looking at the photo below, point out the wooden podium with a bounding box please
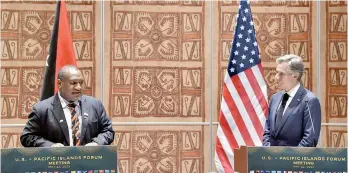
[234,146,347,173]
[234,146,249,173]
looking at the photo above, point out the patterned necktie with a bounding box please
[275,93,289,129]
[67,103,80,146]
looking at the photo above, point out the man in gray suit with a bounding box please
[263,54,321,147]
[21,65,114,147]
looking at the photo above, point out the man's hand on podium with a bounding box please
[85,142,98,146]
[51,143,64,147]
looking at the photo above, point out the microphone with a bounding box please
[305,98,317,147]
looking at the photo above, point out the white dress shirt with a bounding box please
[279,83,301,116]
[58,92,82,146]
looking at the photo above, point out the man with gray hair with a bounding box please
[262,54,321,147]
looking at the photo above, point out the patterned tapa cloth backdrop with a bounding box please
[1,1,347,173]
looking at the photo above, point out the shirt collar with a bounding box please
[58,92,79,108]
[286,83,301,98]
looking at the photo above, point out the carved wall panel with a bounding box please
[113,127,203,173]
[109,2,205,123]
[1,1,96,123]
[324,1,347,147]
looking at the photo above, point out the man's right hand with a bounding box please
[51,143,64,147]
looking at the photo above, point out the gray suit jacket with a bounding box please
[262,85,321,147]
[21,94,114,147]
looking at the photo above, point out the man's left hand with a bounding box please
[85,142,98,146]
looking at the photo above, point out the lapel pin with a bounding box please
[59,120,64,123]
[84,112,88,119]
[297,99,300,101]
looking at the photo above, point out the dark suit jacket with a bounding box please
[262,85,321,147]
[21,94,114,147]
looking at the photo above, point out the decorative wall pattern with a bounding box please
[1,1,347,173]
[1,2,96,121]
[110,5,205,121]
[109,2,206,172]
[114,128,203,173]
[1,130,21,149]
[111,67,203,118]
[325,1,347,148]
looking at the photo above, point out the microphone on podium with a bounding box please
[305,98,317,147]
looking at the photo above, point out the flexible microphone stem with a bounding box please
[305,100,317,147]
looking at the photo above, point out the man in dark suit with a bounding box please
[21,65,114,147]
[263,54,321,147]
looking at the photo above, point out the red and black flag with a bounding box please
[41,1,77,101]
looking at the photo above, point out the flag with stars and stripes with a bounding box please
[215,0,268,172]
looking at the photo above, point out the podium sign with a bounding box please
[1,146,117,173]
[235,146,347,172]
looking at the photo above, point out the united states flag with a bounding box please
[215,0,268,172]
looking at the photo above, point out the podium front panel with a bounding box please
[1,146,117,173]
[246,147,347,172]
